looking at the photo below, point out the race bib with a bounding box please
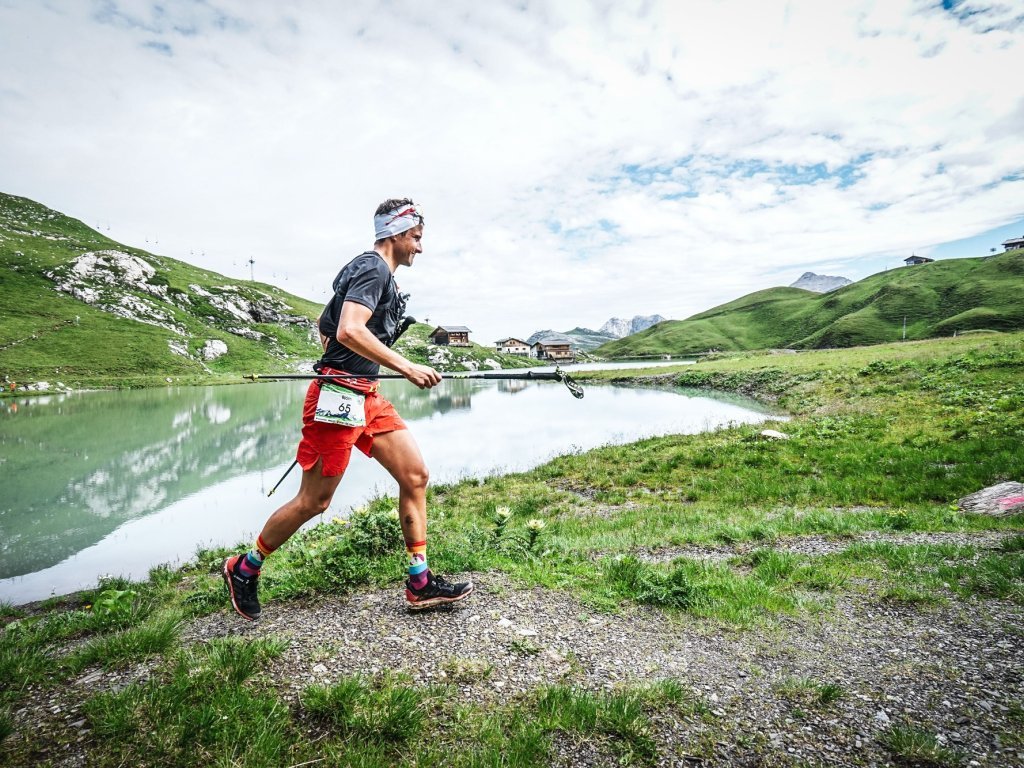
[314,382,366,427]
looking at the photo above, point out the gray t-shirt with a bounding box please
[318,251,404,377]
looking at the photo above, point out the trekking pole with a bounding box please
[245,367,585,399]
[266,459,298,497]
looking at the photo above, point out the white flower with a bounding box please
[526,519,546,531]
[495,506,513,521]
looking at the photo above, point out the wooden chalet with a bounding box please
[429,325,471,346]
[494,337,530,356]
[903,255,934,266]
[1002,235,1024,252]
[531,341,575,362]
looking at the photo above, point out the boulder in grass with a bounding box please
[957,482,1024,517]
[760,429,790,440]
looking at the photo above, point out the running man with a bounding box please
[223,198,474,619]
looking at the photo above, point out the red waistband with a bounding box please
[317,366,380,394]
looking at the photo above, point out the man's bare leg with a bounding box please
[258,458,345,549]
[224,458,344,620]
[370,429,429,542]
[372,429,474,608]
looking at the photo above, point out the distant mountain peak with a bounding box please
[599,314,667,338]
[789,272,852,293]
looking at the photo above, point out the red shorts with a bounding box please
[296,377,406,477]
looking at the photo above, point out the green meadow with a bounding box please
[2,331,1022,765]
[597,250,1024,357]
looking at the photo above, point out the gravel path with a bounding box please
[9,531,1024,767]
[182,563,1022,767]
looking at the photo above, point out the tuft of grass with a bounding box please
[815,682,845,705]
[938,553,1024,600]
[82,636,292,765]
[535,684,655,760]
[879,585,944,606]
[0,707,12,744]
[774,676,846,707]
[509,637,542,656]
[0,640,53,694]
[603,553,810,624]
[999,534,1024,553]
[302,674,436,745]
[202,636,288,685]
[442,656,493,683]
[880,724,965,767]
[68,611,181,672]
[532,680,703,763]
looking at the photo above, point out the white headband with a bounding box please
[374,204,423,240]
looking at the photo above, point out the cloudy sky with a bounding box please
[2,0,1023,343]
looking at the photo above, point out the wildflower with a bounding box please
[525,518,546,552]
[495,506,512,522]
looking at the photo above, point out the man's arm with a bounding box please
[337,301,441,389]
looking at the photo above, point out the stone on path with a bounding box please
[957,482,1024,517]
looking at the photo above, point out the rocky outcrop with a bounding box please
[45,250,314,366]
[599,315,667,338]
[188,284,307,327]
[46,250,187,336]
[789,272,852,293]
[201,339,229,361]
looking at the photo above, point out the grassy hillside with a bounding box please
[0,193,323,389]
[597,252,1024,357]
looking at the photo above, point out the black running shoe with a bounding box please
[223,555,261,620]
[405,573,475,610]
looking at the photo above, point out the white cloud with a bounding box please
[1,0,1022,343]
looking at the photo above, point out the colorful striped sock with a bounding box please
[237,534,274,578]
[407,539,430,589]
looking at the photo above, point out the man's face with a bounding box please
[394,225,423,267]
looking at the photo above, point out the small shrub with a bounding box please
[605,556,706,611]
[91,588,136,625]
[349,507,403,557]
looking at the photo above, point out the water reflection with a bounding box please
[0,377,778,603]
[0,385,301,579]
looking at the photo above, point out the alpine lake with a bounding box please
[0,361,780,604]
